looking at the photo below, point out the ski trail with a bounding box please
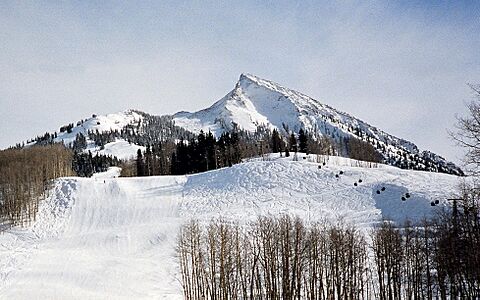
[0,156,463,299]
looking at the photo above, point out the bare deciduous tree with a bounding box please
[451,84,480,172]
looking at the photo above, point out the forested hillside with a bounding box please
[0,144,73,228]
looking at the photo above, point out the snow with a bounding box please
[48,110,145,160]
[0,155,463,299]
[174,73,399,142]
[173,73,461,175]
[88,140,146,160]
[22,74,459,173]
[54,110,143,146]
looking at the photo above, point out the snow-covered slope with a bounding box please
[0,156,463,299]
[174,74,413,144]
[29,110,144,159]
[23,73,460,174]
[54,109,143,146]
[174,73,462,175]
[87,139,146,160]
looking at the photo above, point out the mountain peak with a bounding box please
[173,74,463,175]
[236,73,263,89]
[239,72,261,81]
[237,73,279,89]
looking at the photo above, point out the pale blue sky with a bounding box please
[1,1,479,163]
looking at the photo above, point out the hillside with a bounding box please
[0,155,462,299]
[174,73,462,175]
[24,73,462,176]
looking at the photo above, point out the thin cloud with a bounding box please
[0,1,478,164]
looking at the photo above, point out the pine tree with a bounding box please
[271,129,283,153]
[145,145,153,176]
[197,131,208,172]
[289,133,298,153]
[136,149,145,176]
[230,131,241,165]
[206,131,217,170]
[72,133,87,152]
[298,129,308,153]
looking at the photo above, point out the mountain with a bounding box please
[25,110,145,160]
[174,73,462,175]
[0,75,468,297]
[24,73,462,175]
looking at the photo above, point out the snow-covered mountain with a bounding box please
[1,75,467,298]
[54,110,144,145]
[174,73,462,175]
[25,73,462,175]
[26,109,145,160]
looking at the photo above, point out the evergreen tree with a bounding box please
[230,131,241,165]
[289,133,298,152]
[145,145,153,176]
[271,129,283,153]
[72,133,87,152]
[136,149,145,176]
[298,129,308,153]
[170,152,178,175]
[206,131,217,170]
[197,131,208,172]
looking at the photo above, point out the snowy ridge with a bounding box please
[0,156,463,298]
[174,73,413,148]
[54,109,143,146]
[32,109,145,160]
[174,73,461,175]
[23,73,461,174]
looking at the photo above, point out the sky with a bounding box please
[1,1,479,164]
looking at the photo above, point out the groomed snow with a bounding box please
[0,155,463,299]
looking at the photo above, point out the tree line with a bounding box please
[177,215,370,300]
[372,189,480,299]
[178,199,480,300]
[72,151,120,177]
[0,144,74,228]
[0,142,120,229]
[125,127,382,177]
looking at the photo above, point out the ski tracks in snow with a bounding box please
[0,178,77,293]
[0,157,463,298]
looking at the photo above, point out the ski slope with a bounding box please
[0,155,463,299]
[87,139,146,160]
